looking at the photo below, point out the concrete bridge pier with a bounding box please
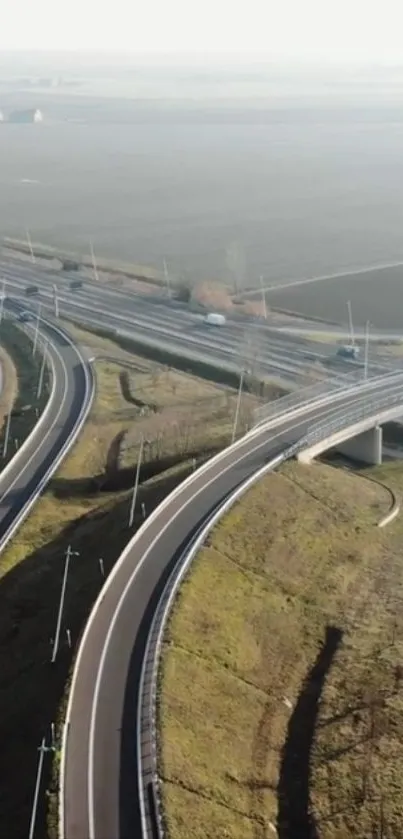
[335,424,383,466]
[298,423,384,467]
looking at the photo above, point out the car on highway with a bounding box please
[25,284,39,297]
[203,312,226,326]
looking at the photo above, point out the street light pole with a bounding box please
[51,545,79,663]
[364,320,370,380]
[33,303,42,357]
[0,279,6,325]
[259,275,267,320]
[53,284,59,318]
[26,229,35,265]
[163,259,171,299]
[28,738,47,839]
[347,299,355,347]
[232,367,245,444]
[129,435,144,527]
[90,240,99,283]
[37,341,47,399]
[3,409,11,458]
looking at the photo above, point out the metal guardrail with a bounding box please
[253,369,383,424]
[138,516,216,839]
[139,374,403,838]
[300,381,403,449]
[137,449,292,839]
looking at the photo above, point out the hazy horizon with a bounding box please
[2,0,403,63]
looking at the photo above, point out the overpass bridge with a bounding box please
[61,367,403,839]
[296,373,403,465]
[254,368,403,465]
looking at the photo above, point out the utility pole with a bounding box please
[51,545,79,663]
[2,409,11,458]
[53,284,59,318]
[232,367,245,444]
[90,240,99,283]
[259,275,267,320]
[347,299,356,347]
[364,320,370,380]
[33,303,42,357]
[163,259,171,299]
[129,435,144,527]
[37,341,47,399]
[26,229,35,264]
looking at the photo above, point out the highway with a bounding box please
[0,252,395,385]
[61,370,403,839]
[0,301,94,551]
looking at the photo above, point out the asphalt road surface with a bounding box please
[62,372,403,839]
[0,254,394,385]
[0,302,90,549]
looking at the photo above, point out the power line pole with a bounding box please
[364,320,370,380]
[51,545,79,663]
[26,229,35,264]
[2,409,11,458]
[129,435,144,528]
[37,341,47,399]
[32,303,42,357]
[259,275,267,320]
[232,367,245,444]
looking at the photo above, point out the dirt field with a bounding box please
[159,460,403,839]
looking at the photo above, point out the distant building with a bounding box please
[8,108,43,124]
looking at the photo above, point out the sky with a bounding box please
[1,0,403,65]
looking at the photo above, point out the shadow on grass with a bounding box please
[49,446,220,499]
[0,464,196,839]
[276,625,343,839]
[119,370,158,412]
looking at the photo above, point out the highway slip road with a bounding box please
[0,303,92,550]
[62,373,402,839]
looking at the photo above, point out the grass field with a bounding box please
[159,459,403,839]
[0,319,265,839]
[256,263,403,332]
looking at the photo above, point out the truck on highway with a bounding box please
[336,344,360,360]
[203,312,226,326]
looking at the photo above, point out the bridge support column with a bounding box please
[335,424,383,466]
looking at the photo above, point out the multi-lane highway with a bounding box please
[61,369,403,839]
[0,252,396,386]
[2,251,401,838]
[0,301,94,551]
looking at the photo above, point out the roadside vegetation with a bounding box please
[159,459,403,839]
[0,316,51,466]
[4,240,267,316]
[0,318,273,839]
